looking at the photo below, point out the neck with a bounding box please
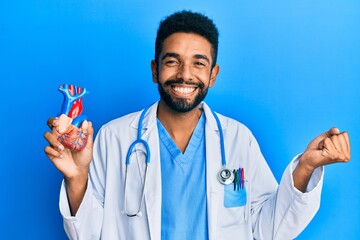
[157,100,203,153]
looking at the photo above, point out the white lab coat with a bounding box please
[59,102,323,240]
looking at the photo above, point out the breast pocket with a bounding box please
[224,183,247,208]
[219,180,250,227]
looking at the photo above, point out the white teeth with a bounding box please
[173,87,195,94]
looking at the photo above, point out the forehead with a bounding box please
[161,32,213,59]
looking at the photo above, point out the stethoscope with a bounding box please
[123,106,235,217]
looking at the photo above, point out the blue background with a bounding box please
[1,0,359,239]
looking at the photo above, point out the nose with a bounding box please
[176,63,193,81]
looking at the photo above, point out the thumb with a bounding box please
[80,120,94,148]
[318,127,340,149]
[328,127,340,135]
[87,121,94,145]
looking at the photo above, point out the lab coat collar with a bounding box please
[129,102,159,130]
[201,102,228,131]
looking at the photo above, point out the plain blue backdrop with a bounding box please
[1,0,359,239]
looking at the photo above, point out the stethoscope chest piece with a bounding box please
[218,168,234,185]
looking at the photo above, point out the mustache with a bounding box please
[163,79,205,89]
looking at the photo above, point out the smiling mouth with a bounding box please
[172,86,197,94]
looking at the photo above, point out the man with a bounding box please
[44,11,350,239]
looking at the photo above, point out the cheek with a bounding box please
[197,70,213,85]
[158,68,176,82]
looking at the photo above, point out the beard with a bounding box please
[157,79,209,113]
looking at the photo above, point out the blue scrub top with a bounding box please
[157,112,208,240]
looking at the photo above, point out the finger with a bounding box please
[329,127,340,136]
[44,145,63,160]
[330,134,344,154]
[43,131,64,151]
[342,131,351,155]
[47,117,59,129]
[316,127,341,150]
[86,122,94,151]
[84,121,94,143]
[321,137,337,159]
[338,132,351,161]
[326,135,349,162]
[47,118,53,129]
[308,130,331,150]
[318,139,325,150]
[80,120,89,130]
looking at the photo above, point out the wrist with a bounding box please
[298,154,316,175]
[293,155,316,192]
[64,170,88,216]
[64,169,88,189]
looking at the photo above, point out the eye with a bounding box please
[194,61,206,68]
[163,58,179,66]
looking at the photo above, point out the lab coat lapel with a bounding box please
[131,102,162,240]
[203,103,225,240]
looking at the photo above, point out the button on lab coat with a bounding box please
[60,102,323,239]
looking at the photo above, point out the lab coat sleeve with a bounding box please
[272,155,323,239]
[59,126,109,239]
[249,134,323,240]
[59,179,104,239]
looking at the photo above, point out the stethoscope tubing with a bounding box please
[125,107,151,165]
[211,109,227,166]
[123,106,151,217]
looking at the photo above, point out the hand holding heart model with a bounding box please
[53,84,89,152]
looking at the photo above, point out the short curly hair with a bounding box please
[155,10,219,68]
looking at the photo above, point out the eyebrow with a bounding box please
[161,52,210,64]
[161,52,179,61]
[194,54,210,64]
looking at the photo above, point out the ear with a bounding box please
[209,64,220,88]
[151,60,158,83]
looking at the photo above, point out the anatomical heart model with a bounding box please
[53,84,89,151]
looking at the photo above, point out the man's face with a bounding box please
[151,32,219,113]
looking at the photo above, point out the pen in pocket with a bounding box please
[232,168,245,190]
[241,168,244,189]
[233,169,237,191]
